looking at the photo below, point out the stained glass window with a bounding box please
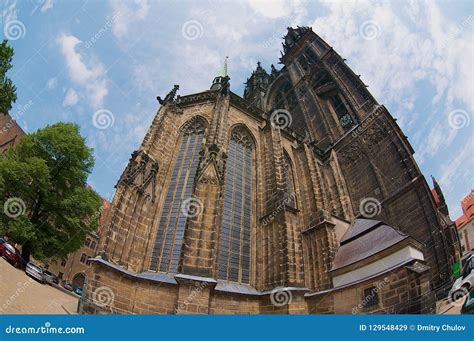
[330,94,354,131]
[149,119,205,273]
[217,127,253,283]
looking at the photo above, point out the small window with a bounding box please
[90,241,97,250]
[61,260,66,267]
[363,286,379,308]
[84,239,91,247]
[80,253,88,264]
[58,272,63,279]
[44,264,49,270]
[330,94,354,131]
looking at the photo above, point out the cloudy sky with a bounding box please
[2,0,473,219]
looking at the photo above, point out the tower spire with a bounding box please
[220,56,229,77]
[211,56,230,93]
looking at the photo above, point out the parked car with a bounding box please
[1,242,20,267]
[61,280,73,291]
[74,287,83,296]
[42,270,59,285]
[25,262,45,283]
[461,289,474,314]
[0,240,7,256]
[449,255,473,303]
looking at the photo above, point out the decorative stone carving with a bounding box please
[196,144,227,186]
[362,123,390,150]
[338,142,364,164]
[120,150,159,202]
[157,84,179,105]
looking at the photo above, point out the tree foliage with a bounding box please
[0,39,17,113]
[0,122,102,262]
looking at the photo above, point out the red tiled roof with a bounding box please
[455,190,474,230]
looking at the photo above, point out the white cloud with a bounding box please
[2,0,17,23]
[439,136,474,189]
[40,0,54,13]
[46,77,57,90]
[62,88,78,107]
[415,120,458,164]
[247,0,287,19]
[110,0,150,38]
[58,33,108,108]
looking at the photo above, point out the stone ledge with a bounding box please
[90,258,176,285]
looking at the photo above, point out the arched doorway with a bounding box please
[72,272,86,289]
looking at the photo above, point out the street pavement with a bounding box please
[0,258,78,314]
[0,257,463,315]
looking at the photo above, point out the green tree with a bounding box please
[0,122,102,264]
[0,39,17,113]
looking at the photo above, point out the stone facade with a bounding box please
[84,27,456,314]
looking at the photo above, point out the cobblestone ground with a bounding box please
[437,297,463,314]
[0,258,78,314]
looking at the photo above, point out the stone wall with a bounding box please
[306,265,433,314]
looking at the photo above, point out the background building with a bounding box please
[430,176,462,264]
[80,27,457,314]
[46,198,110,289]
[0,112,25,151]
[455,191,474,255]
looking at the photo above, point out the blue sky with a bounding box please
[1,0,473,219]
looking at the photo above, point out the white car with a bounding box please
[25,262,45,284]
[449,255,473,303]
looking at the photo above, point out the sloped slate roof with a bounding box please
[331,219,409,271]
[339,218,382,244]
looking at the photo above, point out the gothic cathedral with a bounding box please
[85,27,458,314]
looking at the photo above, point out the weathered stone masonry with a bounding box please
[84,27,456,314]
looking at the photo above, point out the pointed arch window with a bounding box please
[329,94,355,131]
[149,119,205,273]
[217,127,253,283]
[283,153,297,209]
